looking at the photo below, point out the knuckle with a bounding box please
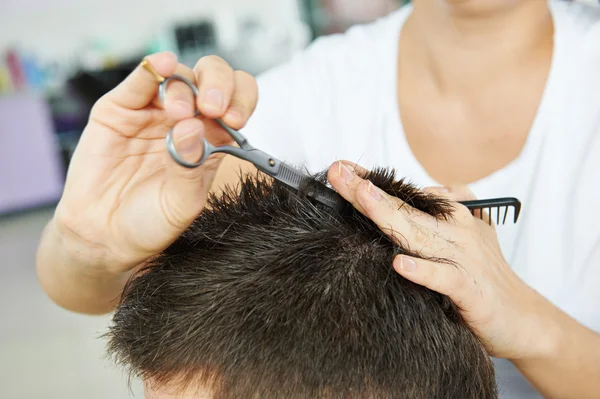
[195,55,233,75]
[212,66,235,81]
[454,203,475,223]
[174,63,196,81]
[451,264,472,291]
[167,81,194,98]
[359,198,378,219]
[201,71,235,95]
[203,72,234,89]
[234,70,257,87]
[358,181,380,212]
[234,72,258,100]
[424,263,444,291]
[409,221,431,246]
[228,98,252,118]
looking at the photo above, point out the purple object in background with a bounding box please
[0,93,64,214]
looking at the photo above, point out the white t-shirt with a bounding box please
[242,1,600,397]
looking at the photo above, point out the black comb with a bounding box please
[459,197,521,225]
[276,162,522,225]
[273,163,347,211]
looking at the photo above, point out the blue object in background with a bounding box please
[21,54,46,91]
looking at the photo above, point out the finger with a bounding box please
[447,185,477,202]
[161,64,198,120]
[328,161,450,253]
[326,161,369,215]
[393,255,472,308]
[329,161,439,227]
[324,160,372,216]
[446,186,500,229]
[220,70,259,130]
[422,185,493,227]
[168,118,205,166]
[161,118,225,229]
[193,56,235,118]
[107,52,178,110]
[336,160,370,178]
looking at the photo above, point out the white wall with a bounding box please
[0,0,304,63]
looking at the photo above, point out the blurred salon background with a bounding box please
[1,0,599,398]
[0,1,406,398]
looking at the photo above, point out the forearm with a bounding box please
[36,218,132,315]
[513,302,600,399]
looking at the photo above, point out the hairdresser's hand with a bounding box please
[328,161,558,361]
[54,52,258,273]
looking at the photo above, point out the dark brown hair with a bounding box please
[107,168,497,398]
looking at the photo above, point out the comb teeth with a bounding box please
[460,198,522,225]
[276,163,307,189]
[273,163,346,211]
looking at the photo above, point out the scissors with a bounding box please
[157,74,521,224]
[158,74,344,210]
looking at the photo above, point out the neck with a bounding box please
[403,0,554,93]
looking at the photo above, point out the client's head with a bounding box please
[107,167,497,399]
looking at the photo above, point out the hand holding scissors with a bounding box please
[45,52,260,286]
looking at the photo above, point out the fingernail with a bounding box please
[367,181,382,200]
[433,187,449,194]
[204,89,224,111]
[338,162,355,182]
[400,257,417,271]
[173,126,203,155]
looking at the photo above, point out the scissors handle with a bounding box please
[165,131,281,173]
[214,119,250,150]
[158,74,250,150]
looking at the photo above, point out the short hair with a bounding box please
[107,168,497,398]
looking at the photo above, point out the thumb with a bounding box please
[162,118,223,228]
[393,255,470,307]
[107,52,178,109]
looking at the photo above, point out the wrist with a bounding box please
[37,217,134,314]
[512,288,567,363]
[51,207,138,276]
